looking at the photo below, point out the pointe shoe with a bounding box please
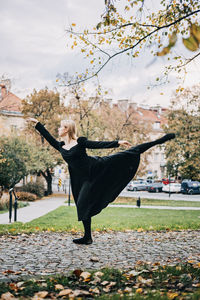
[73,237,93,245]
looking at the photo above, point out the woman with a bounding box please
[29,117,175,245]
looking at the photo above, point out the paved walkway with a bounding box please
[0,194,200,282]
[1,194,200,225]
[0,230,199,282]
[0,196,66,224]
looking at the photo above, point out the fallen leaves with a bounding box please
[58,288,72,296]
[167,292,179,299]
[0,262,200,299]
[55,284,64,290]
[80,271,91,281]
[1,292,17,300]
[32,291,48,299]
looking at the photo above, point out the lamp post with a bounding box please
[136,197,141,208]
[9,188,13,223]
[168,174,171,198]
[8,188,18,222]
[68,177,71,206]
[13,189,18,222]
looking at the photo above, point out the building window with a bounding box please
[154,153,159,161]
[153,122,160,130]
[11,125,17,133]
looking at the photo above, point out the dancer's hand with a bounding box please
[27,117,38,124]
[118,140,132,147]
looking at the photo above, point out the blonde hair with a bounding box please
[61,119,77,140]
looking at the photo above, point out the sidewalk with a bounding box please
[1,194,200,225]
[0,195,66,225]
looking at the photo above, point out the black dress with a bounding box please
[35,122,140,221]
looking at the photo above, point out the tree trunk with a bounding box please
[41,168,53,195]
[47,177,52,195]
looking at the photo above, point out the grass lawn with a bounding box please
[65,196,200,207]
[113,197,200,207]
[0,206,200,234]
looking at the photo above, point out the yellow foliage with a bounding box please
[182,36,199,51]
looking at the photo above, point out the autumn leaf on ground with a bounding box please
[137,228,144,232]
[1,292,17,300]
[94,271,104,277]
[101,281,109,286]
[73,269,83,278]
[136,288,143,294]
[55,284,64,290]
[58,289,72,296]
[167,292,179,299]
[80,271,91,281]
[89,287,100,294]
[32,291,49,299]
[124,287,132,293]
[2,269,15,274]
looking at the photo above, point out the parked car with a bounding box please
[181,180,200,195]
[162,183,181,193]
[126,180,149,191]
[147,182,163,193]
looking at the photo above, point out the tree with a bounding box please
[164,84,200,180]
[0,134,58,191]
[22,88,65,195]
[0,136,32,190]
[66,87,151,177]
[61,0,200,85]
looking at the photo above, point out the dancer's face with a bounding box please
[58,121,68,137]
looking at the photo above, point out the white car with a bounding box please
[162,183,181,193]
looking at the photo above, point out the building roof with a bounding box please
[0,90,22,113]
[135,107,168,125]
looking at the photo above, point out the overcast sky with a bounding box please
[1,0,199,107]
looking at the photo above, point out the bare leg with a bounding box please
[73,217,93,245]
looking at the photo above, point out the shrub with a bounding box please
[22,182,45,198]
[16,191,37,202]
[0,192,10,210]
[0,192,29,211]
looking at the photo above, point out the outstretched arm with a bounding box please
[78,137,131,149]
[28,118,60,151]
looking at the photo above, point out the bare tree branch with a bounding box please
[65,9,200,86]
[177,51,200,68]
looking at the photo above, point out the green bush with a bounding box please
[16,191,37,202]
[0,192,29,211]
[22,182,45,198]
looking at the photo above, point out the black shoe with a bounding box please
[158,133,175,144]
[73,237,93,245]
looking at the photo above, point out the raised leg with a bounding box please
[133,133,175,154]
[73,217,93,245]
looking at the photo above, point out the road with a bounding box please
[52,181,200,202]
[120,189,200,201]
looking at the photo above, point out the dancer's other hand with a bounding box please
[27,117,38,124]
[118,140,132,147]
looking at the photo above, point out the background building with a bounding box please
[0,80,25,135]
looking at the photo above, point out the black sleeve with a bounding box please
[78,137,119,149]
[35,122,60,151]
